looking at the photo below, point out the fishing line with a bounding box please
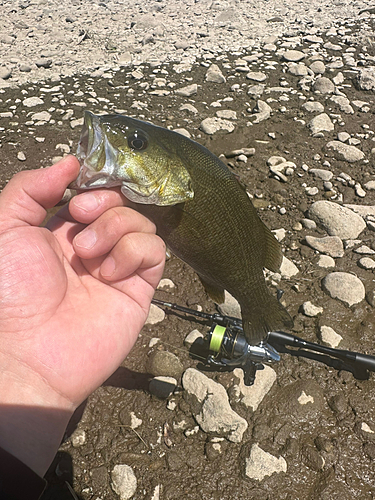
[139,331,208,363]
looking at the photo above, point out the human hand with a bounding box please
[0,156,165,475]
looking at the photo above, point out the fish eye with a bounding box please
[128,132,148,151]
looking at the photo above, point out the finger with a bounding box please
[68,188,127,224]
[0,156,80,231]
[72,206,156,259]
[99,232,166,284]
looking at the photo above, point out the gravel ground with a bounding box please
[1,1,375,500]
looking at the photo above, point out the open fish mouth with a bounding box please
[69,111,123,190]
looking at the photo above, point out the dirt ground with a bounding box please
[1,15,375,500]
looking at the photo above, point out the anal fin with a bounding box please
[242,294,294,345]
[198,275,225,304]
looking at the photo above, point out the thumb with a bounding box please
[0,156,80,230]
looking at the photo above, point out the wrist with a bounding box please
[0,353,75,477]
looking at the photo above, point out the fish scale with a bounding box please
[71,111,293,344]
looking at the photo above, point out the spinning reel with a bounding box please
[152,298,375,386]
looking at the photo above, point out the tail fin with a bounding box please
[242,295,293,345]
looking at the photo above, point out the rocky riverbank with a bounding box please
[1,2,375,500]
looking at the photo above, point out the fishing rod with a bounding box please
[151,298,375,385]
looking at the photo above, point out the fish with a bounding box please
[70,111,293,344]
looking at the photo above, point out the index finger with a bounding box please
[68,188,129,225]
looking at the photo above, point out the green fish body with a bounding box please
[72,111,293,344]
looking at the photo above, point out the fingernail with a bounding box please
[74,228,97,249]
[100,256,116,278]
[73,193,99,212]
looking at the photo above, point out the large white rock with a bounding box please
[182,368,248,443]
[321,272,365,306]
[308,201,366,239]
[326,141,365,162]
[308,113,334,134]
[305,235,344,258]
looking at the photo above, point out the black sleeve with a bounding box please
[0,447,46,500]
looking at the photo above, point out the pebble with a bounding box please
[308,201,367,239]
[325,141,365,163]
[200,117,235,134]
[245,444,287,480]
[216,110,237,120]
[313,77,335,94]
[246,71,267,82]
[288,63,308,76]
[319,325,342,348]
[175,84,198,97]
[205,64,226,83]
[147,351,183,379]
[358,257,375,270]
[356,67,375,91]
[337,132,351,142]
[250,100,272,123]
[157,278,176,290]
[330,95,354,114]
[35,58,52,69]
[30,111,51,122]
[0,67,11,80]
[354,245,375,255]
[308,113,334,135]
[182,368,248,443]
[282,50,305,62]
[309,61,325,74]
[344,205,375,219]
[184,329,204,347]
[145,304,165,325]
[22,96,44,107]
[179,103,198,114]
[301,218,317,230]
[321,272,366,306]
[279,256,299,278]
[305,235,344,258]
[301,301,323,317]
[302,101,325,113]
[71,429,86,448]
[111,464,137,500]
[17,152,26,161]
[317,255,335,268]
[309,168,333,181]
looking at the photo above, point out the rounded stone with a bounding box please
[321,272,365,306]
[111,464,137,500]
[309,61,325,74]
[0,67,11,80]
[308,201,366,239]
[147,350,184,379]
[313,77,335,94]
[282,50,305,62]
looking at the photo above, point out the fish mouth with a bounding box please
[69,111,123,190]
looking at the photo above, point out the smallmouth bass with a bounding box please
[71,111,293,344]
